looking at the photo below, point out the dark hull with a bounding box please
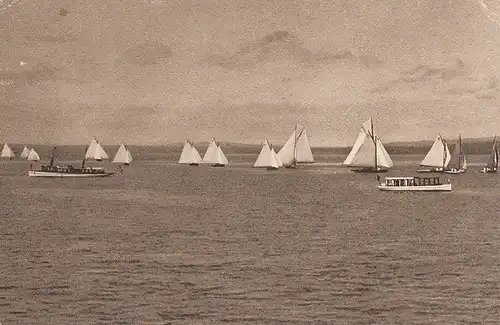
[351,168,389,173]
[266,167,279,170]
[211,164,225,167]
[189,163,199,166]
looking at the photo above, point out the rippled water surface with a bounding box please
[1,154,500,324]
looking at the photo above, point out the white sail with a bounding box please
[202,138,220,164]
[420,135,450,168]
[254,140,271,167]
[343,130,366,165]
[189,145,201,164]
[21,146,30,159]
[277,131,296,166]
[376,137,394,169]
[113,143,131,164]
[296,130,314,163]
[1,143,15,158]
[269,147,280,168]
[344,118,393,170]
[216,145,228,165]
[127,150,133,163]
[179,141,192,164]
[27,148,40,161]
[85,137,108,160]
[447,135,466,171]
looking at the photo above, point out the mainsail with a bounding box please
[485,135,499,170]
[21,146,30,159]
[112,143,132,164]
[277,124,314,167]
[254,139,281,168]
[202,138,228,165]
[27,148,40,161]
[1,143,15,159]
[447,134,466,171]
[343,118,393,170]
[179,140,201,164]
[420,134,451,168]
[85,137,108,161]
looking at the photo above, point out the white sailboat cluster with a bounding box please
[85,137,108,161]
[277,124,314,168]
[202,138,228,167]
[1,143,15,159]
[20,145,40,162]
[343,118,394,172]
[253,139,283,170]
[21,146,30,159]
[179,140,202,166]
[417,134,451,173]
[112,143,133,165]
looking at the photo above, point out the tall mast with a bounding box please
[49,146,56,168]
[494,135,498,169]
[293,123,297,167]
[458,134,462,169]
[440,133,446,170]
[371,118,377,170]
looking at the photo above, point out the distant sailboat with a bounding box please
[1,143,15,159]
[417,134,451,173]
[112,143,133,165]
[343,118,393,173]
[20,146,30,159]
[444,134,467,174]
[202,138,228,167]
[480,135,498,173]
[85,137,108,161]
[277,123,314,168]
[27,148,40,162]
[179,140,202,166]
[253,139,282,170]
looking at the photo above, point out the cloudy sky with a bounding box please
[1,0,500,146]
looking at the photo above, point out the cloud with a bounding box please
[24,33,76,43]
[207,30,380,70]
[0,65,60,86]
[372,59,499,99]
[121,42,173,65]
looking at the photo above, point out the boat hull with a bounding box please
[266,167,279,170]
[211,163,225,167]
[378,184,451,192]
[417,168,444,173]
[189,163,199,166]
[443,169,466,174]
[480,168,497,173]
[351,168,390,173]
[28,171,114,177]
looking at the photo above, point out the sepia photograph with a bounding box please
[1,0,500,324]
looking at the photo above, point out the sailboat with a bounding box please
[112,143,133,165]
[343,118,393,173]
[178,140,202,166]
[202,138,228,167]
[277,123,314,168]
[28,146,114,177]
[20,146,30,159]
[253,139,283,170]
[1,143,15,159]
[417,134,451,173]
[85,137,108,161]
[444,134,467,174]
[27,148,40,162]
[480,135,498,173]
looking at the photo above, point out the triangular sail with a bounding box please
[21,146,30,159]
[179,141,193,164]
[447,135,466,170]
[216,145,228,165]
[1,143,15,158]
[349,133,377,167]
[85,137,108,160]
[296,130,314,163]
[343,130,366,165]
[27,148,40,161]
[277,131,296,166]
[420,135,450,168]
[269,147,280,168]
[254,140,271,167]
[189,144,201,164]
[202,138,219,164]
[113,143,131,164]
[376,138,394,168]
[127,150,133,163]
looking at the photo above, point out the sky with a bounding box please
[1,0,500,146]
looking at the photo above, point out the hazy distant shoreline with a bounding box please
[4,137,497,156]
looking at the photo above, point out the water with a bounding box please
[1,154,500,324]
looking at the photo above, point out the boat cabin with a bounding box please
[384,176,446,187]
[40,164,106,174]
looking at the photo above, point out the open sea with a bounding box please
[1,152,500,324]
